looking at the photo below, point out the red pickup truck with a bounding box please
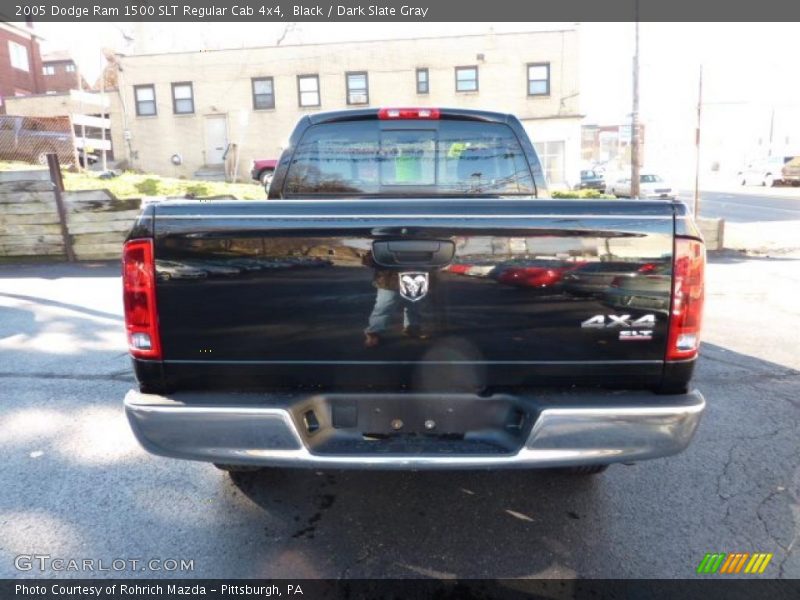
[251,158,278,190]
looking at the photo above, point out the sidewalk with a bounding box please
[724,220,800,256]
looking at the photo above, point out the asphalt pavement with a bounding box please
[0,258,798,579]
[678,186,800,223]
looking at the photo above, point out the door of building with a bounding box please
[204,115,227,165]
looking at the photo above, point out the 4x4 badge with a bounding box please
[398,272,429,302]
[581,314,656,328]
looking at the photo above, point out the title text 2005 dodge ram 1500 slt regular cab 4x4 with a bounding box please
[123,107,705,476]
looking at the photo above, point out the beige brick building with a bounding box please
[8,29,582,188]
[114,28,581,186]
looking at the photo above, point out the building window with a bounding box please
[43,65,55,76]
[65,64,76,73]
[455,66,478,92]
[527,63,550,96]
[134,84,157,116]
[346,71,369,105]
[416,68,429,94]
[534,140,566,184]
[8,41,29,72]
[252,77,275,110]
[171,82,194,114]
[297,75,320,108]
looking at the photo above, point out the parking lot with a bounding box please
[0,249,798,579]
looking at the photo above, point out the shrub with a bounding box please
[552,189,615,199]
[184,183,210,197]
[134,177,162,195]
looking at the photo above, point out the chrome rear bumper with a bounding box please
[124,389,705,469]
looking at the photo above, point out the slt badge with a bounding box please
[398,272,429,302]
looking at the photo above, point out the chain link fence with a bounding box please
[0,115,76,167]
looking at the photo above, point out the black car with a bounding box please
[577,169,605,191]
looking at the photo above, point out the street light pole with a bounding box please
[694,65,703,217]
[630,4,641,199]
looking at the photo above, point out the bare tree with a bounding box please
[276,23,297,46]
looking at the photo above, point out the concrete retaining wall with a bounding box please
[697,217,725,251]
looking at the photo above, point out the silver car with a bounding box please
[605,173,676,199]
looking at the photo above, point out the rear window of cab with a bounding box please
[283,120,535,196]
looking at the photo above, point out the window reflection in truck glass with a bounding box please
[285,120,535,196]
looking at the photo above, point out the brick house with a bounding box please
[41,50,89,94]
[0,22,45,113]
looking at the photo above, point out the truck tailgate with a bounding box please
[148,199,678,391]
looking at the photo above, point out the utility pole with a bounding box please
[99,51,107,171]
[630,2,641,199]
[767,106,775,157]
[694,65,703,217]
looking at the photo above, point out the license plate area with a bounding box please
[289,394,536,455]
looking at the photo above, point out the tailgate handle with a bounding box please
[372,240,455,267]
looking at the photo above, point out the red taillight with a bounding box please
[378,107,440,120]
[122,239,161,359]
[666,237,705,361]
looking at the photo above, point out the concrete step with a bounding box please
[193,165,226,181]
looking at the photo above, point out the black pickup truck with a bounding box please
[124,107,705,475]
